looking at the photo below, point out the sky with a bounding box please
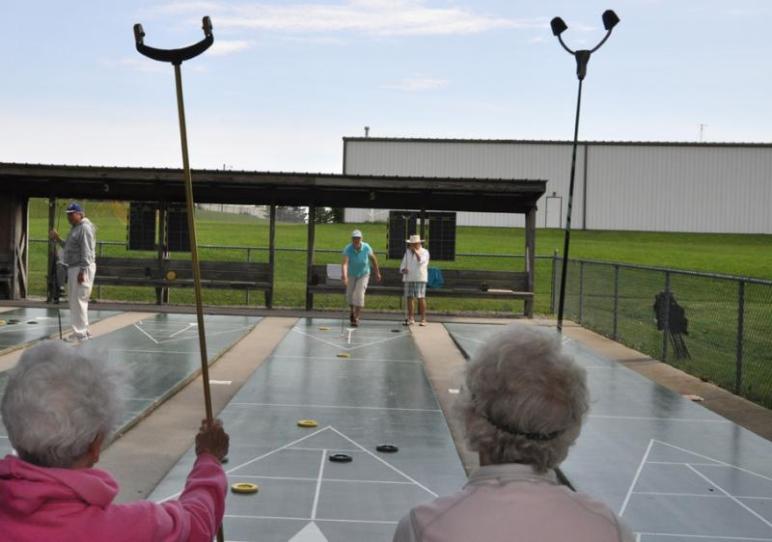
[2,0,771,173]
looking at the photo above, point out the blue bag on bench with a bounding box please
[427,267,444,289]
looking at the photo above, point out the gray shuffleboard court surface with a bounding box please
[149,318,467,542]
[445,322,772,542]
[0,313,261,459]
[0,306,118,353]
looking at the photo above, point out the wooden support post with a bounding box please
[305,206,316,310]
[47,198,56,302]
[524,207,536,317]
[156,203,169,305]
[267,204,276,309]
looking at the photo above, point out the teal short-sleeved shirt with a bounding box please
[343,242,372,278]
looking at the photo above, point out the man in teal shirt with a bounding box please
[342,229,381,327]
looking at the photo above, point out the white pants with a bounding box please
[346,274,370,308]
[67,264,96,338]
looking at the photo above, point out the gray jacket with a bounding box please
[61,218,96,271]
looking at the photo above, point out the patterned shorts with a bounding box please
[404,281,427,299]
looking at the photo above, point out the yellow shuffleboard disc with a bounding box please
[0,320,5,326]
[337,352,351,358]
[231,482,259,495]
[297,419,319,428]
[319,326,330,331]
[165,270,177,281]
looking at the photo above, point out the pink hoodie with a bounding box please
[0,453,226,542]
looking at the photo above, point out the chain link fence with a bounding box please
[553,257,772,408]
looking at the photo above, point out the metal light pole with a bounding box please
[552,10,620,333]
[132,17,225,542]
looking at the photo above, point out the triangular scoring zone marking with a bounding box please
[159,425,437,503]
[619,439,772,538]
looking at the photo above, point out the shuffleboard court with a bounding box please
[0,307,118,353]
[444,322,772,541]
[149,318,466,542]
[0,313,261,459]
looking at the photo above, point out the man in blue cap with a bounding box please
[49,202,97,341]
[341,229,381,327]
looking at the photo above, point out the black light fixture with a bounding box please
[551,10,620,333]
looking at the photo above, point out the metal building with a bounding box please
[342,138,772,234]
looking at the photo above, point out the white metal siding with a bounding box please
[587,146,772,233]
[344,140,772,234]
[344,140,585,230]
[344,209,522,227]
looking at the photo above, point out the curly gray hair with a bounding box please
[1,341,127,468]
[457,324,589,473]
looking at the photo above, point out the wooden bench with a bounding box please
[307,264,534,316]
[96,257,274,307]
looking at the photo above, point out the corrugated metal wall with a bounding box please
[344,139,772,234]
[344,140,584,230]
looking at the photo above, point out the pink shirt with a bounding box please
[393,463,635,542]
[0,453,226,542]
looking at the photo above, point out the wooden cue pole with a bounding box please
[173,63,214,421]
[174,62,223,542]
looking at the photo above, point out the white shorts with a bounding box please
[346,274,370,307]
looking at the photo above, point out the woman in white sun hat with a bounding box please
[399,234,430,326]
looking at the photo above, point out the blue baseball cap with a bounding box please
[66,202,83,214]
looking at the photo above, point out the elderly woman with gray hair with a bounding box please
[393,324,634,542]
[0,341,229,542]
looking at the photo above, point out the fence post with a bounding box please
[735,280,745,394]
[612,264,619,340]
[550,250,558,314]
[245,248,251,304]
[578,261,584,324]
[661,271,671,361]
[96,241,104,300]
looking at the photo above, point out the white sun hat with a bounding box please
[405,234,423,244]
[351,229,363,238]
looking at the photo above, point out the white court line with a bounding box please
[270,354,418,364]
[224,514,397,525]
[310,449,326,520]
[633,491,728,498]
[168,323,196,338]
[159,326,255,346]
[289,447,361,453]
[589,415,731,424]
[634,491,772,501]
[636,532,772,541]
[291,328,343,350]
[345,333,409,352]
[133,323,159,345]
[619,439,654,516]
[328,427,438,497]
[159,425,333,502]
[232,474,415,486]
[648,461,722,466]
[654,440,772,483]
[108,349,191,355]
[635,534,641,542]
[686,464,772,529]
[231,402,442,413]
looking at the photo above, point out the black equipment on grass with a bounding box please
[654,291,691,360]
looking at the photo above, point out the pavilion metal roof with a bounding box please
[0,162,546,213]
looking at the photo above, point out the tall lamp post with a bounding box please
[551,10,620,333]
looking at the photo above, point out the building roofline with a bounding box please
[342,136,772,149]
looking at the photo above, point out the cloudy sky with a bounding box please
[1,0,770,172]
